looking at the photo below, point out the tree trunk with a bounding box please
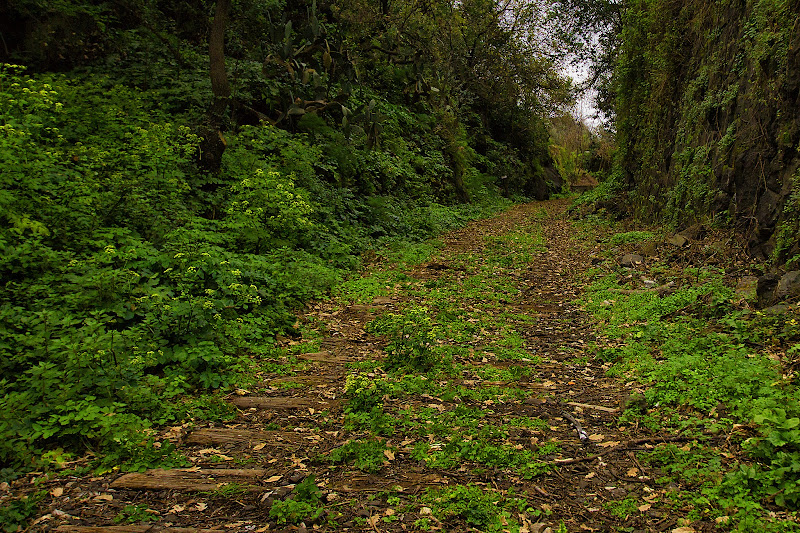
[209,0,231,119]
[200,0,231,172]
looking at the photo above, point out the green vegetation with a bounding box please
[610,0,800,262]
[0,492,45,532]
[419,484,533,532]
[0,0,573,474]
[269,475,324,525]
[583,222,800,530]
[114,504,158,524]
[328,438,393,473]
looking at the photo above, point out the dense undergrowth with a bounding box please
[581,223,800,530]
[0,0,577,476]
[0,61,517,477]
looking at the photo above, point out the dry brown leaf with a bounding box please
[93,494,113,502]
[672,528,696,533]
[198,448,221,455]
[384,449,395,461]
[51,487,64,497]
[266,475,283,483]
[597,441,620,448]
[588,434,605,441]
[638,504,651,512]
[253,442,267,451]
[171,504,185,513]
[195,502,208,511]
[627,467,639,477]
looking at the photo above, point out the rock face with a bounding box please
[775,271,800,301]
[615,1,800,263]
[757,271,800,308]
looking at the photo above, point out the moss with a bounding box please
[613,0,799,251]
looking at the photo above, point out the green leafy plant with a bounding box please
[368,305,440,372]
[328,438,392,473]
[0,491,45,533]
[269,475,323,525]
[420,484,531,532]
[114,504,158,524]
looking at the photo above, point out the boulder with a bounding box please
[667,234,689,247]
[620,254,644,268]
[756,273,780,308]
[775,271,800,300]
[678,224,706,241]
[757,271,800,307]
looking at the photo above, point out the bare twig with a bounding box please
[566,401,619,413]
[554,435,714,466]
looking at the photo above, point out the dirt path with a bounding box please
[31,200,683,532]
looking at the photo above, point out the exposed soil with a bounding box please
[9,200,744,532]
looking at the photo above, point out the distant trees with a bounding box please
[546,0,626,121]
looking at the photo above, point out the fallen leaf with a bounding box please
[195,502,208,511]
[672,528,695,533]
[51,487,64,497]
[31,515,53,525]
[588,434,605,441]
[198,448,221,455]
[385,508,395,516]
[420,506,432,515]
[627,467,639,477]
[266,475,283,483]
[638,504,651,512]
[171,504,185,513]
[253,442,266,451]
[584,472,596,479]
[384,449,395,461]
[597,441,620,448]
[93,494,113,502]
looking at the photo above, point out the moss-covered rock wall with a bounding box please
[615,0,800,262]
